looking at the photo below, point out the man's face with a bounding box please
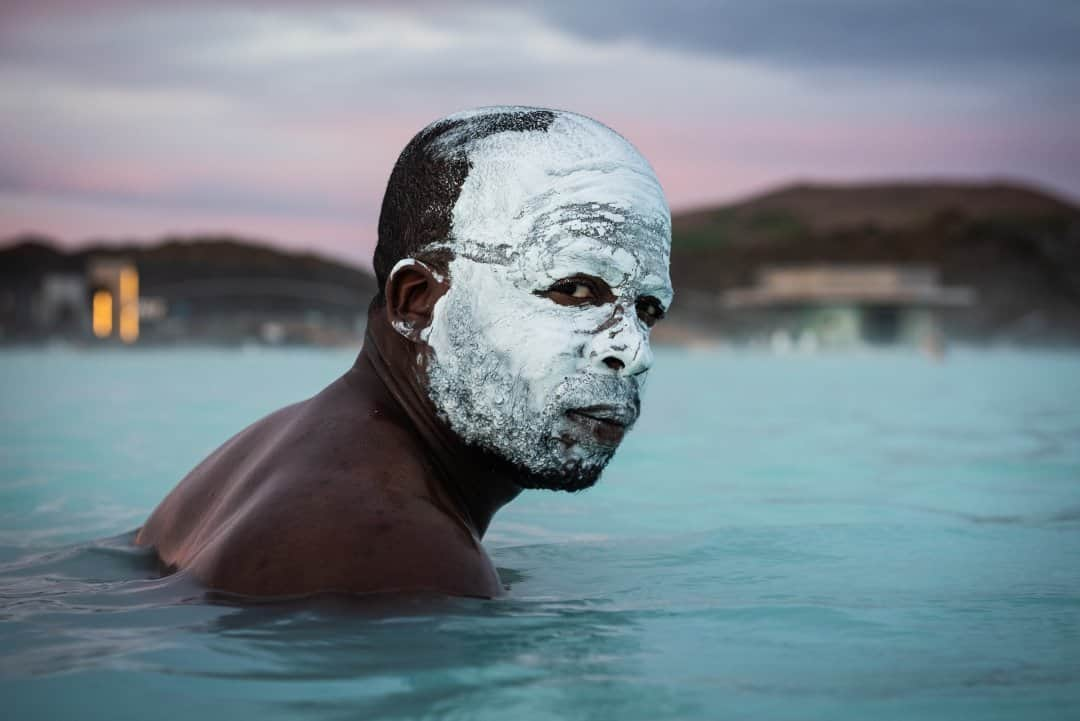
[420,123,672,491]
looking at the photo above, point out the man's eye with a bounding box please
[564,282,594,299]
[636,298,665,327]
[545,279,603,303]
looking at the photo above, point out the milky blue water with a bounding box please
[1,347,1079,720]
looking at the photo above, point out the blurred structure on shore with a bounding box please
[2,180,1078,350]
[719,265,973,350]
[1,238,376,347]
[88,258,140,343]
[665,181,1080,349]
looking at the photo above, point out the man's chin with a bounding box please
[463,424,618,492]
[510,456,609,493]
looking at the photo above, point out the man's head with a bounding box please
[375,106,672,491]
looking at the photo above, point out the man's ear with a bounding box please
[384,259,448,342]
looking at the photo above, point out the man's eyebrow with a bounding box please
[637,277,674,306]
[428,240,514,266]
[542,250,634,286]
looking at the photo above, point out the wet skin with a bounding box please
[136,267,521,598]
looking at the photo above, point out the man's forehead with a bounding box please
[529,200,669,252]
[527,201,668,266]
[443,113,670,260]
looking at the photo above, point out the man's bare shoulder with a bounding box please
[185,480,503,599]
[135,398,311,564]
[138,379,410,549]
[138,376,502,598]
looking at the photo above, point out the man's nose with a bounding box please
[590,311,653,377]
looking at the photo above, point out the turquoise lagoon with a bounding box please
[1,347,1078,720]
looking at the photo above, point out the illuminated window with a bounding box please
[118,267,139,343]
[93,290,113,338]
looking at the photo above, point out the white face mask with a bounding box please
[402,112,672,490]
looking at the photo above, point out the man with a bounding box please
[136,107,673,598]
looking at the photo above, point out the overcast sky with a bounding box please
[2,0,1077,266]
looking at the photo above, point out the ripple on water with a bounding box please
[3,349,1080,720]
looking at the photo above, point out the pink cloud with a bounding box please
[614,116,1080,210]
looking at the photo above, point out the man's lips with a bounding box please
[565,404,637,445]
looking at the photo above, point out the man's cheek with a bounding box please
[486,317,578,380]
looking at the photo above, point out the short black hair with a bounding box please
[371,108,557,305]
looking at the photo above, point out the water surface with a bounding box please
[2,348,1078,720]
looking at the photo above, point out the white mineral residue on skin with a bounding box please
[434,110,670,261]
[425,253,646,478]
[389,257,446,284]
[421,108,673,484]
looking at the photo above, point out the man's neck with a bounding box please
[351,310,522,538]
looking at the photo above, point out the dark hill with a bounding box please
[1,234,377,293]
[0,235,378,344]
[670,181,1080,343]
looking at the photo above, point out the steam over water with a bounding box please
[2,348,1079,720]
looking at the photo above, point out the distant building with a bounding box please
[723,265,974,348]
[1,238,377,346]
[87,258,139,343]
[36,273,90,338]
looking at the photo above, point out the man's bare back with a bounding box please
[137,355,503,598]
